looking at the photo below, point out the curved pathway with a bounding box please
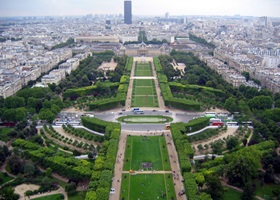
[27,186,68,200]
[187,126,220,136]
[192,126,238,154]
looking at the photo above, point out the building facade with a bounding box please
[124,1,132,24]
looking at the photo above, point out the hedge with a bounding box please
[171,123,194,169]
[185,117,210,133]
[169,82,224,96]
[183,173,198,200]
[120,75,130,84]
[154,59,201,111]
[153,57,163,72]
[125,57,133,72]
[85,118,121,200]
[12,139,93,180]
[63,82,119,99]
[87,74,129,111]
[88,98,125,111]
[81,117,120,136]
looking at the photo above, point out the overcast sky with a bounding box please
[0,0,279,17]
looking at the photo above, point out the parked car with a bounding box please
[110,188,115,194]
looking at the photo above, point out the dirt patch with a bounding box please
[192,127,238,155]
[14,184,40,199]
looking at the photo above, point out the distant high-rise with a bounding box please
[124,1,132,24]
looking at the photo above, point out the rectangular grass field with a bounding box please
[131,96,158,107]
[134,79,153,87]
[123,136,171,171]
[134,87,154,96]
[135,62,152,77]
[120,174,176,200]
[132,79,158,107]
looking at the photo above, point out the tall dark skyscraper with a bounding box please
[124,0,132,24]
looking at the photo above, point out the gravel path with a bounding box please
[28,186,68,200]
[192,127,238,154]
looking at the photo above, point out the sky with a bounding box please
[0,0,279,17]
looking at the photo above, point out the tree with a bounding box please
[197,144,204,151]
[211,141,223,154]
[224,97,238,113]
[40,177,52,191]
[45,167,52,178]
[39,109,55,124]
[226,137,239,150]
[23,160,35,177]
[226,148,261,187]
[3,109,17,122]
[264,164,274,183]
[247,96,273,110]
[241,182,255,200]
[0,145,10,164]
[96,187,109,200]
[195,173,205,189]
[66,182,77,196]
[242,72,250,82]
[242,139,247,146]
[7,155,22,175]
[205,175,224,200]
[4,96,25,109]
[15,107,27,121]
[0,186,20,200]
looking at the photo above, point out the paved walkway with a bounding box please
[125,58,135,110]
[110,130,187,200]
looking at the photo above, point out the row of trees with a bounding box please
[83,118,121,200]
[171,122,212,200]
[87,57,132,111]
[51,38,74,50]
[168,50,280,199]
[0,87,65,124]
[154,57,201,111]
[12,138,93,180]
[189,34,216,49]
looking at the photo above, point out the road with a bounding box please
[94,109,203,131]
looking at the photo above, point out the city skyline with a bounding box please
[0,0,280,18]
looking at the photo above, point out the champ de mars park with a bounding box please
[1,54,279,200]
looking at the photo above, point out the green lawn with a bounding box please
[224,187,242,200]
[33,194,64,200]
[117,115,173,124]
[255,181,279,200]
[131,96,158,107]
[0,172,14,185]
[134,79,153,87]
[135,62,152,77]
[123,136,171,171]
[68,191,87,200]
[0,127,13,142]
[49,177,68,189]
[120,174,176,200]
[132,79,158,107]
[134,87,154,95]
